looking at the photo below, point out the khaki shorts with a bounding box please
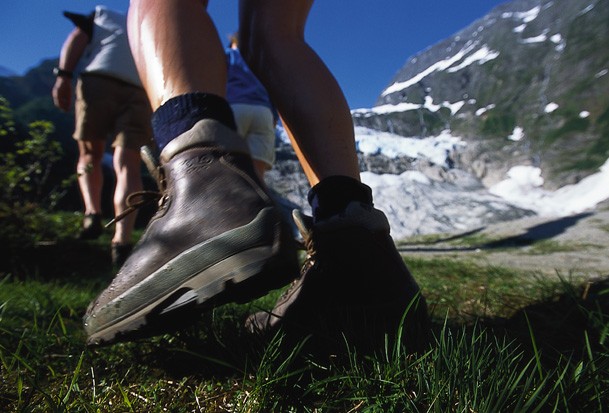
[73,74,153,151]
[231,103,276,169]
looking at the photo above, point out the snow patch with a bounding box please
[353,102,421,116]
[595,69,608,78]
[521,32,548,44]
[354,97,465,117]
[358,169,532,239]
[446,45,500,73]
[544,102,559,113]
[508,126,524,141]
[354,127,465,167]
[550,33,562,44]
[549,33,566,51]
[475,104,496,116]
[502,6,541,23]
[490,160,609,216]
[579,4,595,15]
[520,6,541,23]
[381,42,498,96]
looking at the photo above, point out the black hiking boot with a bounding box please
[79,213,103,240]
[84,119,299,346]
[246,203,430,357]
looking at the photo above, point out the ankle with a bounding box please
[152,93,236,151]
[308,176,373,222]
[111,236,131,246]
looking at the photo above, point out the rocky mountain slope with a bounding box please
[353,0,609,190]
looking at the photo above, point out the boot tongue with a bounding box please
[160,119,250,164]
[141,145,163,190]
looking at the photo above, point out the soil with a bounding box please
[398,201,609,279]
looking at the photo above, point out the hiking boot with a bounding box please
[84,119,299,346]
[246,203,430,356]
[79,213,103,240]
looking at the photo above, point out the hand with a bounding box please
[52,78,73,112]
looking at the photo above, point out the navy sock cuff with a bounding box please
[308,176,373,222]
[151,92,236,151]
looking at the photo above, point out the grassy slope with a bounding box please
[1,228,608,412]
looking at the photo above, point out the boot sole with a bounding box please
[85,208,298,346]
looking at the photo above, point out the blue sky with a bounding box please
[1,0,508,109]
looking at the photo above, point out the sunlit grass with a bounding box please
[1,247,608,411]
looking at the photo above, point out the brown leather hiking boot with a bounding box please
[246,203,430,357]
[84,119,299,346]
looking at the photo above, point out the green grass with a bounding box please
[523,240,604,255]
[481,112,517,137]
[1,235,608,411]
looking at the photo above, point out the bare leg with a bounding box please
[112,146,142,245]
[128,0,226,110]
[239,0,360,186]
[77,140,104,215]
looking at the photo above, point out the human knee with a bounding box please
[78,142,104,166]
[113,146,141,175]
[129,0,155,13]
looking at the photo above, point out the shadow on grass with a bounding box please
[4,231,608,371]
[475,276,609,364]
[3,238,115,284]
[109,276,609,382]
[481,212,594,249]
[397,212,594,252]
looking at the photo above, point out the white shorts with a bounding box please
[231,103,276,169]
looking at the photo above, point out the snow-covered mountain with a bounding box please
[354,0,608,190]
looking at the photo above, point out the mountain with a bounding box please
[0,66,17,77]
[0,59,59,108]
[0,59,75,143]
[353,0,609,191]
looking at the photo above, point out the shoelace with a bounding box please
[105,190,163,228]
[281,226,314,290]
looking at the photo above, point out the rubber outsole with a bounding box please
[86,242,298,346]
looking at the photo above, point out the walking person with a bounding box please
[52,5,154,267]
